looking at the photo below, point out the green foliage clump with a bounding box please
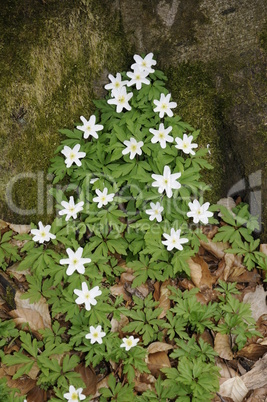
[0,53,263,402]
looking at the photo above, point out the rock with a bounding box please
[0,0,266,239]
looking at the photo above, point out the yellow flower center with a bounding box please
[164,179,168,184]
[159,132,164,139]
[85,292,90,299]
[197,209,201,215]
[69,207,75,212]
[136,74,141,80]
[131,145,137,151]
[73,258,78,265]
[126,339,133,347]
[93,332,99,338]
[142,61,147,67]
[115,81,120,88]
[155,210,159,214]
[71,393,78,400]
[87,125,91,131]
[101,196,106,202]
[162,103,167,110]
[118,96,125,103]
[40,231,46,237]
[70,152,75,160]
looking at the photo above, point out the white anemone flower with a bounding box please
[149,123,173,148]
[126,66,150,90]
[63,385,86,402]
[187,199,213,224]
[145,202,164,222]
[61,144,86,168]
[151,165,181,198]
[175,133,198,155]
[122,137,144,159]
[162,228,189,251]
[31,222,56,243]
[120,336,139,351]
[74,282,102,311]
[107,86,133,113]
[153,93,177,118]
[93,187,115,208]
[77,115,103,140]
[104,72,128,96]
[131,52,157,73]
[58,196,84,221]
[60,247,91,276]
[85,325,106,344]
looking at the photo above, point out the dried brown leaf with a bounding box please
[214,333,233,360]
[5,375,36,395]
[110,283,131,301]
[260,244,267,255]
[0,219,9,230]
[9,291,52,333]
[146,351,171,377]
[219,376,248,402]
[241,354,267,390]
[199,329,214,347]
[153,281,160,301]
[75,364,97,396]
[110,314,129,333]
[7,262,30,282]
[147,341,173,354]
[246,387,267,402]
[158,280,171,318]
[199,238,228,259]
[26,386,47,402]
[3,361,39,380]
[134,372,156,393]
[8,224,31,234]
[243,285,267,322]
[188,255,215,289]
[237,344,267,361]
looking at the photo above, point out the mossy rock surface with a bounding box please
[0,0,266,238]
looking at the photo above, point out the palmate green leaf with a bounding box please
[62,354,81,373]
[13,360,36,380]
[106,238,128,255]
[214,204,236,226]
[171,249,194,276]
[2,350,33,367]
[19,331,40,358]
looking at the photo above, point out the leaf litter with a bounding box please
[0,215,267,401]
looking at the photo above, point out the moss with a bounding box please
[259,20,267,52]
[166,61,233,203]
[166,53,266,243]
[0,0,130,224]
